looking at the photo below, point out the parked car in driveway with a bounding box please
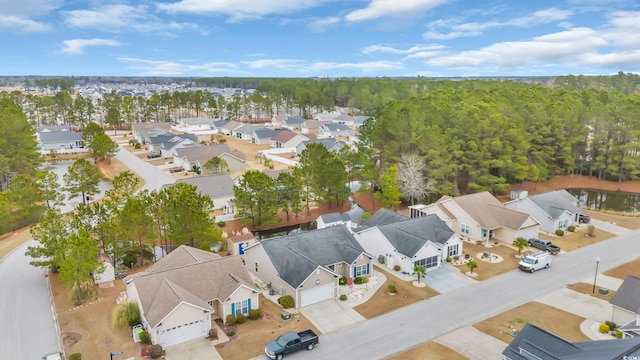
[169,166,184,173]
[579,213,591,223]
[518,252,552,273]
[147,153,161,159]
[265,329,319,360]
[528,238,561,254]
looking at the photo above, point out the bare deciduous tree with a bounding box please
[397,153,428,205]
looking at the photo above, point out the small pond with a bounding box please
[566,188,640,213]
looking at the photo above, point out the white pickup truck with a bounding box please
[518,252,552,273]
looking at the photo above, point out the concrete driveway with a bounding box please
[422,264,477,293]
[299,300,365,334]
[164,338,222,360]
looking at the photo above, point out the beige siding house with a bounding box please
[610,275,640,337]
[244,225,373,309]
[412,191,540,245]
[124,246,259,348]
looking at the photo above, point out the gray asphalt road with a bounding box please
[114,147,176,192]
[298,229,640,360]
[0,240,61,359]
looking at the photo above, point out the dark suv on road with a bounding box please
[579,213,591,223]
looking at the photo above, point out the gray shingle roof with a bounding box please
[528,190,581,218]
[503,323,640,360]
[260,226,368,288]
[39,131,83,143]
[319,212,344,224]
[172,174,234,199]
[254,128,278,139]
[610,275,640,314]
[359,208,409,229]
[284,116,305,124]
[376,215,455,256]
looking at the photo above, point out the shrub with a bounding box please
[248,309,263,320]
[393,265,401,271]
[446,256,452,263]
[616,330,624,339]
[134,143,141,149]
[362,276,369,283]
[353,276,364,285]
[226,330,236,337]
[139,330,151,344]
[278,295,295,309]
[567,225,576,232]
[339,294,347,301]
[599,323,610,334]
[148,344,163,359]
[68,354,82,360]
[605,321,617,330]
[217,221,226,227]
[236,313,246,324]
[226,314,237,326]
[208,328,218,339]
[388,284,398,294]
[339,276,347,285]
[555,229,565,236]
[587,224,596,237]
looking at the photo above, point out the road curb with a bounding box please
[44,268,66,359]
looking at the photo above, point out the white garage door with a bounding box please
[300,283,334,307]
[517,228,539,242]
[159,319,207,348]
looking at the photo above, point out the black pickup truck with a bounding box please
[528,238,561,255]
[265,329,319,360]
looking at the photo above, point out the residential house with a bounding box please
[226,233,257,257]
[296,138,346,155]
[312,112,342,121]
[244,225,373,308]
[219,121,244,136]
[131,123,172,143]
[172,144,247,173]
[330,114,355,127]
[502,323,640,360]
[610,275,640,337]
[38,129,85,152]
[251,128,278,145]
[301,120,332,135]
[318,123,353,138]
[231,124,262,141]
[147,133,197,156]
[413,191,540,245]
[171,174,235,212]
[282,116,305,130]
[124,246,260,348]
[504,190,582,234]
[271,114,288,127]
[262,168,293,180]
[270,130,309,149]
[353,115,372,128]
[353,209,463,274]
[174,117,218,133]
[316,213,352,230]
[159,136,199,159]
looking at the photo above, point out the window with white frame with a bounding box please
[234,299,249,315]
[558,219,568,230]
[448,244,459,257]
[415,255,438,269]
[460,224,472,235]
[354,264,368,277]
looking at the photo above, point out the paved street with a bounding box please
[298,228,640,360]
[0,240,61,359]
[113,146,177,192]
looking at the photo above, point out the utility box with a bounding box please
[269,288,276,296]
[281,311,291,321]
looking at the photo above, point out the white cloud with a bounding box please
[62,38,123,55]
[345,0,450,22]
[363,44,443,55]
[158,0,327,23]
[307,16,340,33]
[426,28,609,70]
[424,7,572,40]
[242,59,305,70]
[310,61,404,73]
[0,0,61,17]
[0,15,50,32]
[63,4,195,33]
[119,57,241,76]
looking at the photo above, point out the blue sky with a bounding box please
[1,0,639,77]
